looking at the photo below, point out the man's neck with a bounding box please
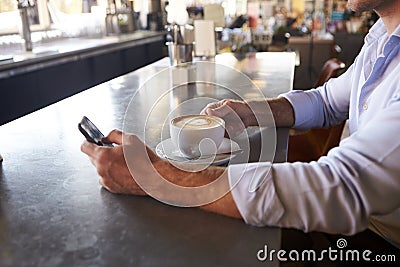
[375,1,400,35]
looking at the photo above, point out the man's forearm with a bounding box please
[200,185,243,219]
[246,97,295,128]
[268,98,295,127]
[154,161,242,219]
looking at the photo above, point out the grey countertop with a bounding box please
[0,31,165,79]
[0,52,295,267]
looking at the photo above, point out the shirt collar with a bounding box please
[365,19,387,45]
[392,23,400,38]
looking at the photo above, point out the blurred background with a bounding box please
[0,0,378,125]
[0,0,377,89]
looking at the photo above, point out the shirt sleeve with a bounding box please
[281,63,354,130]
[228,100,400,235]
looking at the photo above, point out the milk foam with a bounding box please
[173,115,221,129]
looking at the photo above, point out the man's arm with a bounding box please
[154,160,243,218]
[203,97,295,131]
[80,96,295,217]
[229,100,400,235]
[282,63,354,130]
[81,130,243,219]
[266,98,295,127]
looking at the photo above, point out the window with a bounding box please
[52,0,84,14]
[0,0,19,34]
[0,0,17,12]
[0,0,107,35]
[0,0,51,35]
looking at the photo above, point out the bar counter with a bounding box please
[0,31,165,125]
[0,31,165,78]
[0,52,295,267]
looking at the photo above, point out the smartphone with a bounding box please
[78,116,113,147]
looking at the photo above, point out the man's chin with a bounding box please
[347,0,384,13]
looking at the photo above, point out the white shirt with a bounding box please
[228,19,400,247]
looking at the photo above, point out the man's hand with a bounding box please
[202,98,295,129]
[81,129,242,219]
[81,129,157,195]
[201,99,255,137]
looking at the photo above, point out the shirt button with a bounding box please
[362,103,368,110]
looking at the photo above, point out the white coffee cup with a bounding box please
[170,114,225,158]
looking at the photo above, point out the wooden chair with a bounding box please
[288,58,346,162]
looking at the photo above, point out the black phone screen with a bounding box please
[78,116,113,147]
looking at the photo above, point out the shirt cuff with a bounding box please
[228,162,285,227]
[280,90,321,129]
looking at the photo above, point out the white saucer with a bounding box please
[155,138,241,166]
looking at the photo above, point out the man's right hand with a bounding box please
[201,99,256,137]
[202,98,295,132]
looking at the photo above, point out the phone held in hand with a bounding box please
[78,116,113,147]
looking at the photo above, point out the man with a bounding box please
[81,0,400,251]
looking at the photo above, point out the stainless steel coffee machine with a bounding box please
[105,0,138,35]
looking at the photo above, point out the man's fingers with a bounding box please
[105,129,123,145]
[206,102,233,118]
[200,100,228,115]
[201,102,218,115]
[81,140,99,157]
[104,132,159,163]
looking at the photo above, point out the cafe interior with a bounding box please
[0,0,396,266]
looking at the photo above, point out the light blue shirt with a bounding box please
[228,19,400,247]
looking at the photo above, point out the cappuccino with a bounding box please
[172,115,223,129]
[170,114,225,158]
